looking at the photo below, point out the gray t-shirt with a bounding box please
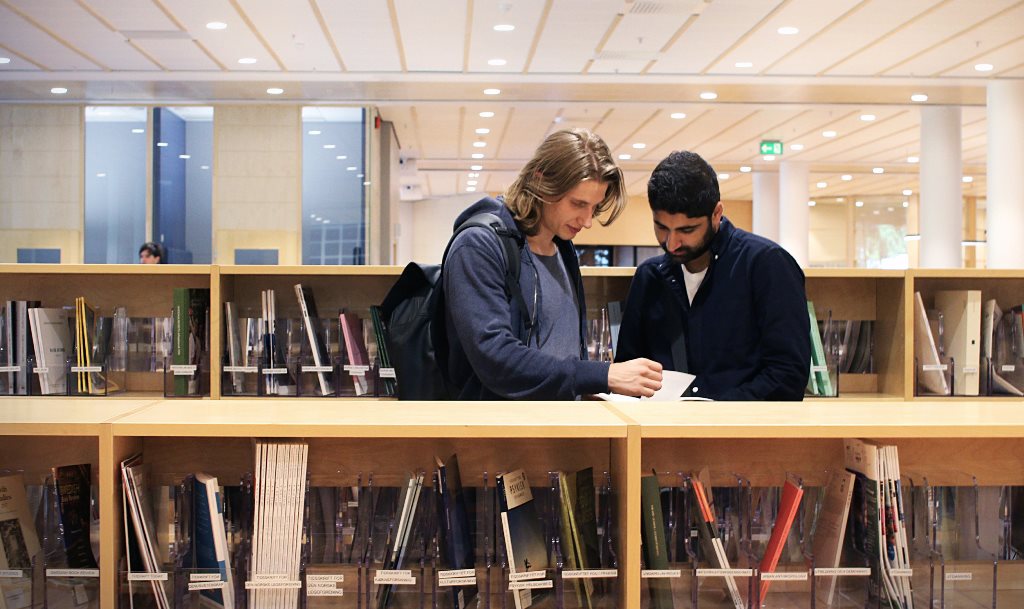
[527,249,580,361]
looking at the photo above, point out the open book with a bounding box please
[596,370,710,401]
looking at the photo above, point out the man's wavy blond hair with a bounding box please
[504,128,627,236]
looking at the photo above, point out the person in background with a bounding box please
[139,242,166,264]
[615,150,810,400]
[444,128,663,400]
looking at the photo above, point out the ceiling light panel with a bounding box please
[705,0,862,74]
[467,0,549,71]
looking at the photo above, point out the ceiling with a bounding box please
[1,0,1019,201]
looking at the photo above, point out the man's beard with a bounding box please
[662,226,714,264]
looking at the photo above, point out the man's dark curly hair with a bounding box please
[647,151,720,217]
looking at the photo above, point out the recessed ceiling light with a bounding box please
[816,181,827,188]
[887,207,895,212]
[739,166,751,173]
[670,112,687,119]
[475,128,490,134]
[323,144,335,149]
[873,167,884,174]
[777,26,799,35]
[807,200,817,207]
[487,58,507,66]
[902,189,913,196]
[96,173,106,178]
[0,57,10,64]
[483,88,501,95]
[734,61,753,68]
[179,154,190,159]
[322,219,331,224]
[632,143,646,149]
[472,141,486,148]
[493,24,515,32]
[131,128,145,134]
[872,210,880,215]
[467,180,478,186]
[346,166,357,171]
[855,200,864,207]
[699,91,718,100]
[790,143,804,151]
[841,174,852,181]
[266,87,284,95]
[468,172,479,177]
[902,201,909,208]
[974,63,994,72]
[50,87,68,95]
[238,57,257,64]
[822,130,837,138]
[907,155,919,163]
[763,155,775,161]
[357,173,364,178]
[335,155,347,160]
[470,164,483,171]
[962,175,973,183]
[156,142,168,147]
[466,186,477,192]
[471,153,484,159]
[201,165,209,170]
[479,111,495,118]
[308,130,321,135]
[618,154,631,160]
[860,114,876,121]
[718,173,730,180]
[911,93,928,102]
[206,21,227,30]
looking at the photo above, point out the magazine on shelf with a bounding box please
[811,470,856,606]
[28,307,71,395]
[497,469,550,609]
[639,474,673,609]
[690,474,744,609]
[340,311,369,396]
[913,292,949,395]
[294,284,334,396]
[934,290,982,396]
[0,473,41,609]
[53,464,98,569]
[121,454,171,609]
[435,454,477,609]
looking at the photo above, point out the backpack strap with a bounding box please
[442,212,534,336]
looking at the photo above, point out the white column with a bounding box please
[987,80,1024,268]
[778,161,809,266]
[752,171,780,242]
[919,105,963,268]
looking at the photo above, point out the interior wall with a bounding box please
[0,105,83,263]
[809,203,850,266]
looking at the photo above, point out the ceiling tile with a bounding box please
[233,0,340,71]
[159,0,277,70]
[316,0,402,71]
[468,0,548,73]
[395,0,465,72]
[528,0,620,73]
[0,3,103,70]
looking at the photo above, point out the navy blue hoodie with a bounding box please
[442,197,609,400]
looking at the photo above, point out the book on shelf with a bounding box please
[639,474,673,609]
[0,473,41,609]
[294,284,334,396]
[28,307,71,396]
[758,477,803,604]
[913,292,950,395]
[369,305,396,396]
[806,301,834,396]
[223,302,245,394]
[250,441,307,609]
[340,311,369,396]
[52,464,97,569]
[992,304,1024,395]
[810,470,855,607]
[192,473,234,609]
[5,301,41,395]
[557,468,597,609]
[376,471,425,609]
[260,289,295,396]
[934,290,982,396]
[435,454,478,609]
[607,300,623,356]
[120,454,171,609]
[496,469,550,609]
[172,288,210,396]
[690,474,744,609]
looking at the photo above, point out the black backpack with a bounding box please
[379,212,531,400]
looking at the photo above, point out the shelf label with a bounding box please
[641,569,682,579]
[170,364,197,375]
[379,367,397,379]
[891,569,914,577]
[188,581,225,591]
[0,570,24,578]
[811,365,829,373]
[245,580,301,589]
[47,569,100,578]
[33,367,49,374]
[509,571,546,582]
[307,587,344,597]
[921,364,948,372]
[760,571,808,581]
[697,568,753,578]
[373,570,415,585]
[562,569,618,579]
[71,365,103,373]
[223,365,257,373]
[344,364,369,376]
[128,573,168,582]
[438,569,476,579]
[814,568,870,576]
[962,366,979,374]
[1002,365,1016,372]
[0,365,21,373]
[262,367,288,375]
[307,574,344,584]
[438,577,478,587]
[945,572,972,582]
[302,365,334,373]
[508,580,552,591]
[190,573,223,582]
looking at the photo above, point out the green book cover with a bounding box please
[640,475,674,609]
[807,301,834,396]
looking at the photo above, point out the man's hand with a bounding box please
[608,358,663,397]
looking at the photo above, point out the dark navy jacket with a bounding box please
[615,217,810,401]
[443,197,609,400]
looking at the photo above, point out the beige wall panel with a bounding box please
[411,193,478,263]
[725,199,752,232]
[0,105,83,263]
[213,106,301,264]
[809,204,849,266]
[214,230,299,265]
[577,197,753,246]
[0,229,82,263]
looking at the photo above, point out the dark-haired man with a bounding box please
[615,151,810,400]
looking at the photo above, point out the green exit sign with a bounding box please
[760,140,783,155]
